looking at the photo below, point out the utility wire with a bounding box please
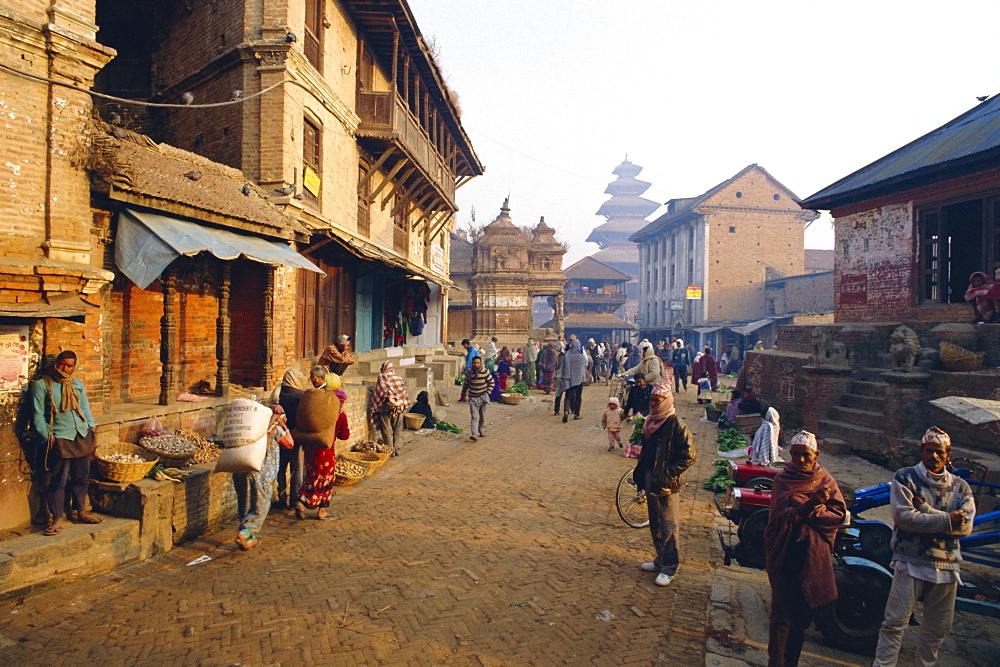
[468,127,606,185]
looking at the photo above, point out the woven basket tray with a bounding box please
[139,434,198,468]
[940,341,985,372]
[500,393,523,405]
[95,442,158,484]
[341,451,386,476]
[333,472,364,486]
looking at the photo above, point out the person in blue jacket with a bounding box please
[32,350,101,535]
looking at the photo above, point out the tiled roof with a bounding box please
[564,256,632,281]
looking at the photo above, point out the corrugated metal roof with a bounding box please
[801,95,1000,209]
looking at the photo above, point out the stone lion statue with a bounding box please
[889,325,921,371]
[810,327,849,367]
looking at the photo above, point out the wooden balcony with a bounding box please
[356,90,456,206]
[563,291,627,312]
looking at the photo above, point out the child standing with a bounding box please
[602,397,624,452]
[696,375,713,404]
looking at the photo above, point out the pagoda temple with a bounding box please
[585,158,661,326]
[469,200,566,345]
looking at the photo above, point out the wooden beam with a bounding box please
[413,196,446,231]
[419,209,448,236]
[406,188,438,221]
[358,146,395,194]
[380,164,417,210]
[456,174,474,190]
[394,180,432,217]
[368,157,408,203]
[428,209,455,240]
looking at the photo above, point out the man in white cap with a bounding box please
[764,430,846,667]
[873,427,975,667]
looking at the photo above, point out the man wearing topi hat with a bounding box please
[873,427,975,667]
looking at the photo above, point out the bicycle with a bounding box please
[594,357,610,384]
[616,468,649,528]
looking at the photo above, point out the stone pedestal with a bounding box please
[882,371,933,468]
[801,366,853,433]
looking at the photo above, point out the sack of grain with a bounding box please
[220,399,271,448]
[214,434,268,473]
[293,388,342,450]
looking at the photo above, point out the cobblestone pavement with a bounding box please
[0,383,995,666]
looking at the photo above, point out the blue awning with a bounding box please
[115,209,323,289]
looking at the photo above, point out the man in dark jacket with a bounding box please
[670,340,691,392]
[622,374,652,417]
[633,383,696,586]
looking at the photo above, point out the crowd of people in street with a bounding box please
[28,331,981,666]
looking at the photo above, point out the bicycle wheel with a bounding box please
[616,469,649,528]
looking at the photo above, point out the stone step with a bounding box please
[828,405,886,430]
[848,380,889,398]
[0,517,140,599]
[819,437,853,456]
[839,393,886,411]
[818,418,884,448]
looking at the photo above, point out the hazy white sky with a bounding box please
[408,0,1000,265]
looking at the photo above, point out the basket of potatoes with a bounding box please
[351,441,392,464]
[139,434,198,468]
[333,459,366,486]
[340,451,385,476]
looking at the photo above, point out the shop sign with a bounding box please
[0,325,29,392]
[685,285,703,300]
[430,245,445,274]
[303,166,322,196]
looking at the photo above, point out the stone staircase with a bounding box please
[818,373,888,453]
[352,346,464,402]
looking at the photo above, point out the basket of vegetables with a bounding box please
[95,442,158,483]
[341,451,385,476]
[352,441,392,463]
[507,381,530,397]
[500,392,522,405]
[716,428,749,459]
[333,459,366,486]
[704,405,724,422]
[139,434,199,467]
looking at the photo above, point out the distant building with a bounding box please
[549,257,637,344]
[630,164,819,349]
[586,159,661,325]
[447,231,474,342]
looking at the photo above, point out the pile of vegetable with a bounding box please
[704,459,736,493]
[436,420,463,434]
[507,381,530,396]
[354,441,393,454]
[336,460,366,478]
[454,373,466,386]
[717,428,748,453]
[628,415,645,450]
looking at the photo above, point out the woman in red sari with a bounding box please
[295,389,349,520]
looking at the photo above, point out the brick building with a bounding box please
[0,0,478,536]
[630,164,819,349]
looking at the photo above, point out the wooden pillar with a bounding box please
[553,293,565,336]
[216,264,231,397]
[260,266,275,390]
[159,269,177,406]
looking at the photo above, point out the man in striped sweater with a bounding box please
[462,356,494,442]
[873,427,975,667]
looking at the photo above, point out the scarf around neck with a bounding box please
[49,366,84,418]
[643,383,675,438]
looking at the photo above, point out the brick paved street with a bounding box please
[0,384,994,666]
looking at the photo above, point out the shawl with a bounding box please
[539,344,559,371]
[409,390,435,428]
[626,344,642,370]
[48,366,85,419]
[965,271,996,321]
[485,340,499,358]
[563,339,588,387]
[371,361,411,415]
[497,347,512,364]
[318,344,356,369]
[524,342,539,363]
[643,383,676,438]
[281,368,310,390]
[750,407,781,465]
[764,461,846,609]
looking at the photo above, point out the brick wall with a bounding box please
[739,349,811,429]
[704,170,809,322]
[175,273,220,394]
[109,279,163,401]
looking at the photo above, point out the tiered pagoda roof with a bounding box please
[587,158,660,248]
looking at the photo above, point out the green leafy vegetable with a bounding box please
[716,428,748,453]
[508,381,530,396]
[704,459,737,492]
[436,420,463,433]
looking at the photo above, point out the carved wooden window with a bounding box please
[304,0,322,71]
[357,162,370,237]
[393,198,409,253]
[302,118,321,205]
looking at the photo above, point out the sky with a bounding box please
[406,0,1000,266]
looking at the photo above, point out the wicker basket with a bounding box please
[940,341,985,372]
[139,434,199,468]
[705,406,724,422]
[403,413,425,430]
[333,471,365,486]
[341,451,386,476]
[500,393,523,405]
[94,442,158,483]
[352,441,393,456]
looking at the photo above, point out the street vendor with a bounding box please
[964,271,997,323]
[764,431,846,667]
[318,334,356,376]
[633,383,696,587]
